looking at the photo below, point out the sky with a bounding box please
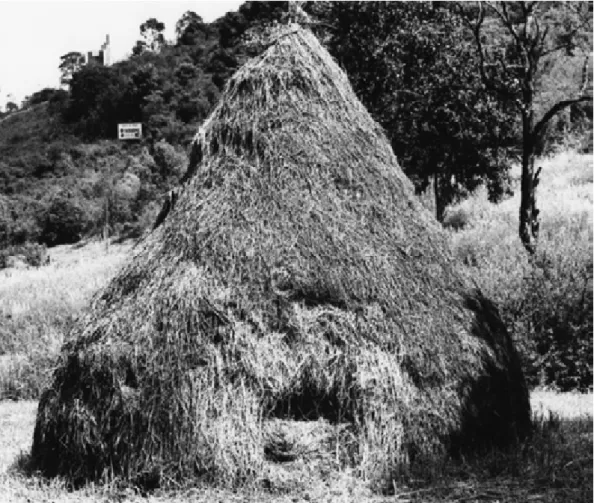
[0,0,244,108]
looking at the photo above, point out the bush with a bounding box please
[0,195,12,247]
[0,195,44,247]
[504,251,593,391]
[0,242,49,269]
[449,152,593,392]
[29,88,66,106]
[443,207,471,231]
[41,195,89,246]
[152,139,187,180]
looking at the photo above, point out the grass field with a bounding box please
[0,241,132,399]
[0,151,591,501]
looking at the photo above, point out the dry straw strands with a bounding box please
[31,25,531,491]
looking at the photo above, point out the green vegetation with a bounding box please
[458,2,592,253]
[316,2,517,220]
[0,2,289,252]
[313,1,592,234]
[447,151,592,391]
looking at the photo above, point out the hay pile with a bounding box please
[31,26,530,490]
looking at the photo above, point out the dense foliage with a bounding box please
[311,2,518,220]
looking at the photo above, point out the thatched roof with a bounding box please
[32,25,530,490]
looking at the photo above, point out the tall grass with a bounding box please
[446,151,593,390]
[0,241,131,399]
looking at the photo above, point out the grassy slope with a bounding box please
[0,104,55,155]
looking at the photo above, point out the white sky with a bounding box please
[0,0,244,108]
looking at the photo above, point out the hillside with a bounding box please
[0,2,292,252]
[0,1,591,256]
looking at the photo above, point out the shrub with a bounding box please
[0,195,12,247]
[29,88,66,106]
[443,207,471,231]
[152,139,187,180]
[41,195,89,246]
[21,242,49,267]
[449,152,593,392]
[0,196,44,247]
[505,251,593,391]
[0,242,49,269]
[108,172,142,226]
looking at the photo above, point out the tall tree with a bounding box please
[176,11,209,46]
[136,18,166,54]
[312,2,516,221]
[141,18,166,52]
[65,65,125,138]
[459,1,593,254]
[5,101,18,113]
[59,51,85,87]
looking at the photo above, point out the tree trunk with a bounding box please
[103,195,110,252]
[519,119,540,255]
[434,172,447,223]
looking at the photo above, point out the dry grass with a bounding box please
[31,25,530,490]
[447,150,592,286]
[0,240,132,399]
[531,390,593,420]
[1,391,590,502]
[1,150,587,500]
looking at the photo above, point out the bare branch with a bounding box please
[579,54,592,95]
[528,5,545,56]
[538,25,549,50]
[460,2,518,100]
[533,96,593,141]
[497,3,521,44]
[492,2,535,75]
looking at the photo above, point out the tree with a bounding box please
[0,194,14,248]
[132,40,147,56]
[139,18,166,53]
[460,1,593,254]
[121,64,160,121]
[65,64,126,138]
[59,51,85,87]
[29,88,64,106]
[5,101,18,113]
[313,2,516,221]
[41,193,89,246]
[176,11,210,46]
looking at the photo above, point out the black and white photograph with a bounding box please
[0,1,592,502]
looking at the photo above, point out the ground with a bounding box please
[0,392,591,502]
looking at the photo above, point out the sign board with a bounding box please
[118,123,142,140]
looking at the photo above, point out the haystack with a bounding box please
[31,26,530,489]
